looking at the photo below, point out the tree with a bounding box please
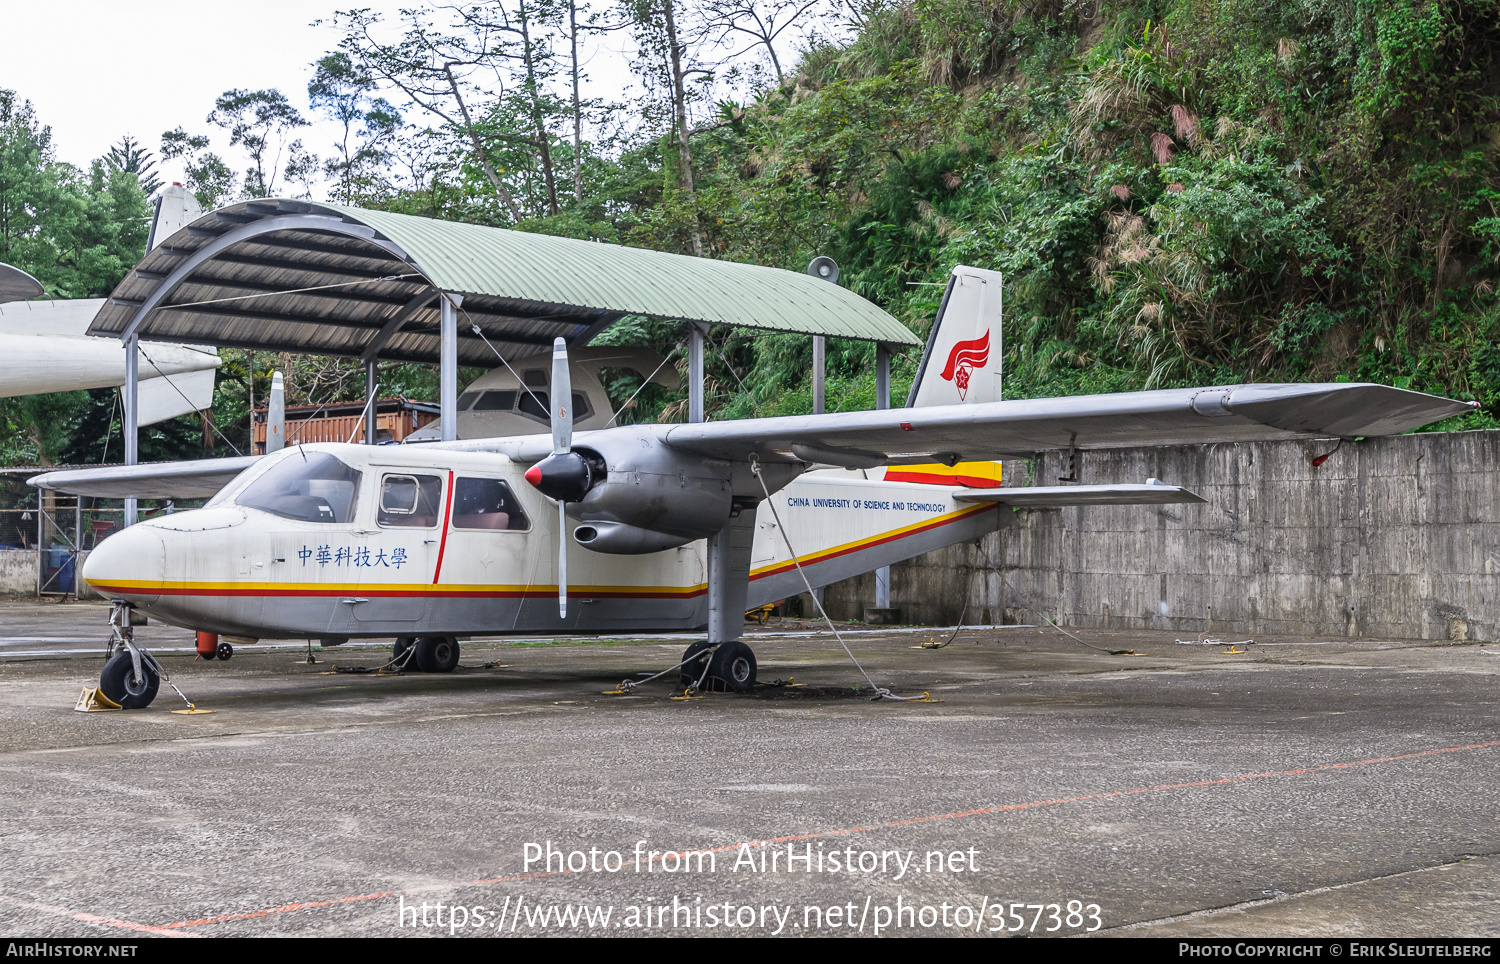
[206,88,312,198]
[323,8,531,221]
[309,52,403,205]
[624,0,713,255]
[160,128,235,209]
[702,0,822,85]
[105,135,163,196]
[1,90,150,299]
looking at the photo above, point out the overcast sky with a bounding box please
[0,0,657,191]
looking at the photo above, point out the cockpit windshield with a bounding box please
[233,452,362,523]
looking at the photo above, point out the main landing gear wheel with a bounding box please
[392,636,417,671]
[708,641,757,693]
[414,636,460,673]
[680,641,758,693]
[99,651,161,709]
[215,642,234,661]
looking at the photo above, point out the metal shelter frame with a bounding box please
[89,199,919,524]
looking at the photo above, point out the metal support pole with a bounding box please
[35,489,43,597]
[875,342,891,609]
[123,334,138,527]
[364,360,378,444]
[73,497,81,599]
[812,335,825,415]
[688,324,705,423]
[440,294,462,442]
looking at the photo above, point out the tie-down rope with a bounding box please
[749,456,922,702]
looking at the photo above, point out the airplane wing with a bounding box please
[29,456,260,499]
[26,382,1472,499]
[654,383,1474,465]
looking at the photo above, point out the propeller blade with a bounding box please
[552,337,572,455]
[558,500,568,619]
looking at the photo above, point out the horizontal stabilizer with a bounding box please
[956,481,1205,507]
[30,456,260,499]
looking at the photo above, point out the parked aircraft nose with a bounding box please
[81,524,166,606]
[524,452,599,501]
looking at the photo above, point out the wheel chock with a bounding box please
[75,687,121,712]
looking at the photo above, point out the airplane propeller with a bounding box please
[552,338,570,619]
[522,338,591,619]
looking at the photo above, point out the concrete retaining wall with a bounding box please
[0,549,37,597]
[822,429,1500,641]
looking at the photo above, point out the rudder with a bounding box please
[907,265,1003,407]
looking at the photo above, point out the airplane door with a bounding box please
[337,470,446,631]
[439,475,537,632]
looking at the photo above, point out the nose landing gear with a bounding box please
[97,603,164,709]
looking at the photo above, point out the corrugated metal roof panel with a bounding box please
[88,200,920,364]
[320,204,917,343]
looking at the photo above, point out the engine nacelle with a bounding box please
[571,434,733,540]
[573,521,694,554]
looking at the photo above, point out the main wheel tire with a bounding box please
[680,640,714,687]
[392,636,418,671]
[414,636,460,673]
[99,651,160,709]
[215,642,234,661]
[707,640,757,693]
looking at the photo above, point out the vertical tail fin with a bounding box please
[907,265,1003,407]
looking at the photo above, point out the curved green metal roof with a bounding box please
[323,204,919,345]
[88,200,918,365]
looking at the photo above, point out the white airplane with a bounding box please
[0,186,221,425]
[30,266,1475,708]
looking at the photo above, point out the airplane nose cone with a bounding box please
[82,524,166,605]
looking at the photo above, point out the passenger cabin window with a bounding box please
[235,452,362,523]
[452,478,530,531]
[378,474,444,528]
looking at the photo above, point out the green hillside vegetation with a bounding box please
[2,0,1498,465]
[579,0,1500,426]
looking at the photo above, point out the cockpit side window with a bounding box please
[234,452,362,523]
[378,474,444,528]
[452,478,530,531]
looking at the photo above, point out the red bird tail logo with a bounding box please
[939,330,990,401]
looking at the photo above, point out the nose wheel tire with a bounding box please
[414,636,460,673]
[215,642,234,661]
[99,651,161,709]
